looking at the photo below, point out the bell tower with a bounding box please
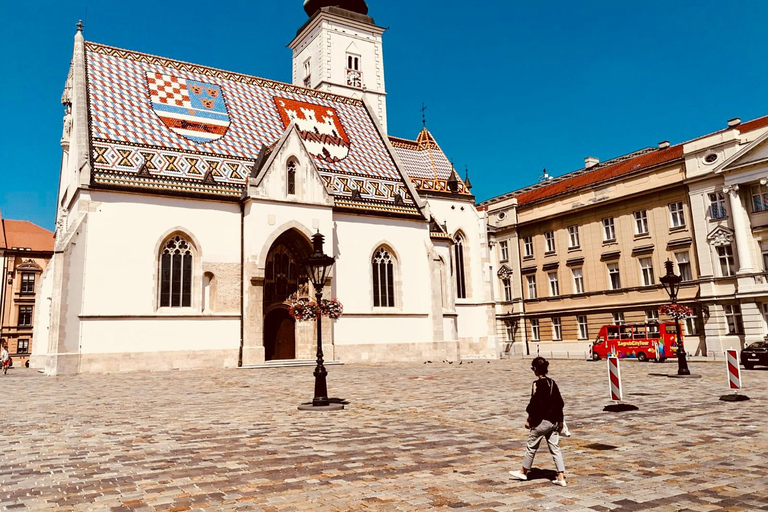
[289,0,388,132]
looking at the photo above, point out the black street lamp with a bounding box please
[298,231,342,410]
[659,259,691,376]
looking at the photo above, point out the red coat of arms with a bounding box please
[274,98,350,162]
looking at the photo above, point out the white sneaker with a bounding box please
[508,470,528,481]
[561,424,572,437]
[552,479,567,487]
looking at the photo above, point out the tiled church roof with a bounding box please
[389,128,471,196]
[85,43,420,216]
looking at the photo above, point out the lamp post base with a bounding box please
[298,402,345,411]
[719,393,750,402]
[603,403,639,412]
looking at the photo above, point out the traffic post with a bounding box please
[720,349,750,402]
[604,356,638,412]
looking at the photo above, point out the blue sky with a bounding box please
[2,1,768,230]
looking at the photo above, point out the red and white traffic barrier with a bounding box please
[726,349,742,390]
[608,356,622,402]
[720,348,750,402]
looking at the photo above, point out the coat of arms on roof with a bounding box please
[145,72,231,143]
[274,98,350,163]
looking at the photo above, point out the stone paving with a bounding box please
[1,358,766,511]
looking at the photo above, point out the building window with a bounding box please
[16,339,29,354]
[607,262,621,290]
[572,267,584,294]
[18,306,32,326]
[346,54,360,71]
[568,226,580,248]
[523,236,533,258]
[646,310,660,336]
[502,278,512,301]
[499,240,509,262]
[303,59,311,87]
[530,319,540,341]
[577,315,588,339]
[548,272,559,296]
[602,218,616,241]
[717,245,735,277]
[612,312,625,325]
[639,257,655,286]
[634,210,649,235]
[724,304,743,334]
[669,202,685,228]
[372,247,396,307]
[684,312,699,336]
[762,242,768,271]
[287,160,296,195]
[526,275,537,299]
[20,273,36,294]
[453,234,467,299]
[545,231,556,253]
[675,251,692,281]
[709,192,727,219]
[505,321,515,341]
[160,235,194,308]
[751,184,768,212]
[552,317,562,340]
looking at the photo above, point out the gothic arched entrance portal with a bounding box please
[263,230,311,361]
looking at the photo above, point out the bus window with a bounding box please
[607,326,619,339]
[620,325,632,339]
[633,325,647,339]
[648,323,660,338]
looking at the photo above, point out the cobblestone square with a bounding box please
[2,358,766,511]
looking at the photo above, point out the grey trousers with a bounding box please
[522,420,566,473]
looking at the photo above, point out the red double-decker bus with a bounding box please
[591,323,680,362]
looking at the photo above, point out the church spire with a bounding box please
[303,0,368,16]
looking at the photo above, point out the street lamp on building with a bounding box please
[659,260,691,376]
[298,231,343,411]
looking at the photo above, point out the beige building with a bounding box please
[0,212,54,368]
[483,143,702,357]
[484,114,768,359]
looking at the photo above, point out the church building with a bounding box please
[31,1,497,374]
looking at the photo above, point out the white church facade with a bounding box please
[31,1,498,374]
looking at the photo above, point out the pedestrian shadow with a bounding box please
[524,468,558,481]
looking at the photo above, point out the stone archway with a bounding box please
[262,230,312,361]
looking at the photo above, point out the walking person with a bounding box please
[1,341,10,375]
[509,356,567,486]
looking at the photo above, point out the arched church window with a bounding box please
[287,160,296,195]
[160,235,194,308]
[372,247,396,307]
[453,234,467,299]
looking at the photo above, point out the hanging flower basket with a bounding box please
[288,298,318,321]
[659,303,693,320]
[318,298,344,319]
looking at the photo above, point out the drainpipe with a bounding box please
[0,249,8,339]
[238,200,245,367]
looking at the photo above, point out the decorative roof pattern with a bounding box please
[85,43,416,211]
[389,128,471,196]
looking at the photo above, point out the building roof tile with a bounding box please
[85,42,418,214]
[2,220,54,252]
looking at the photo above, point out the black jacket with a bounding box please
[526,377,564,428]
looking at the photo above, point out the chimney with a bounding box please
[658,140,670,149]
[728,117,741,128]
[584,156,599,168]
